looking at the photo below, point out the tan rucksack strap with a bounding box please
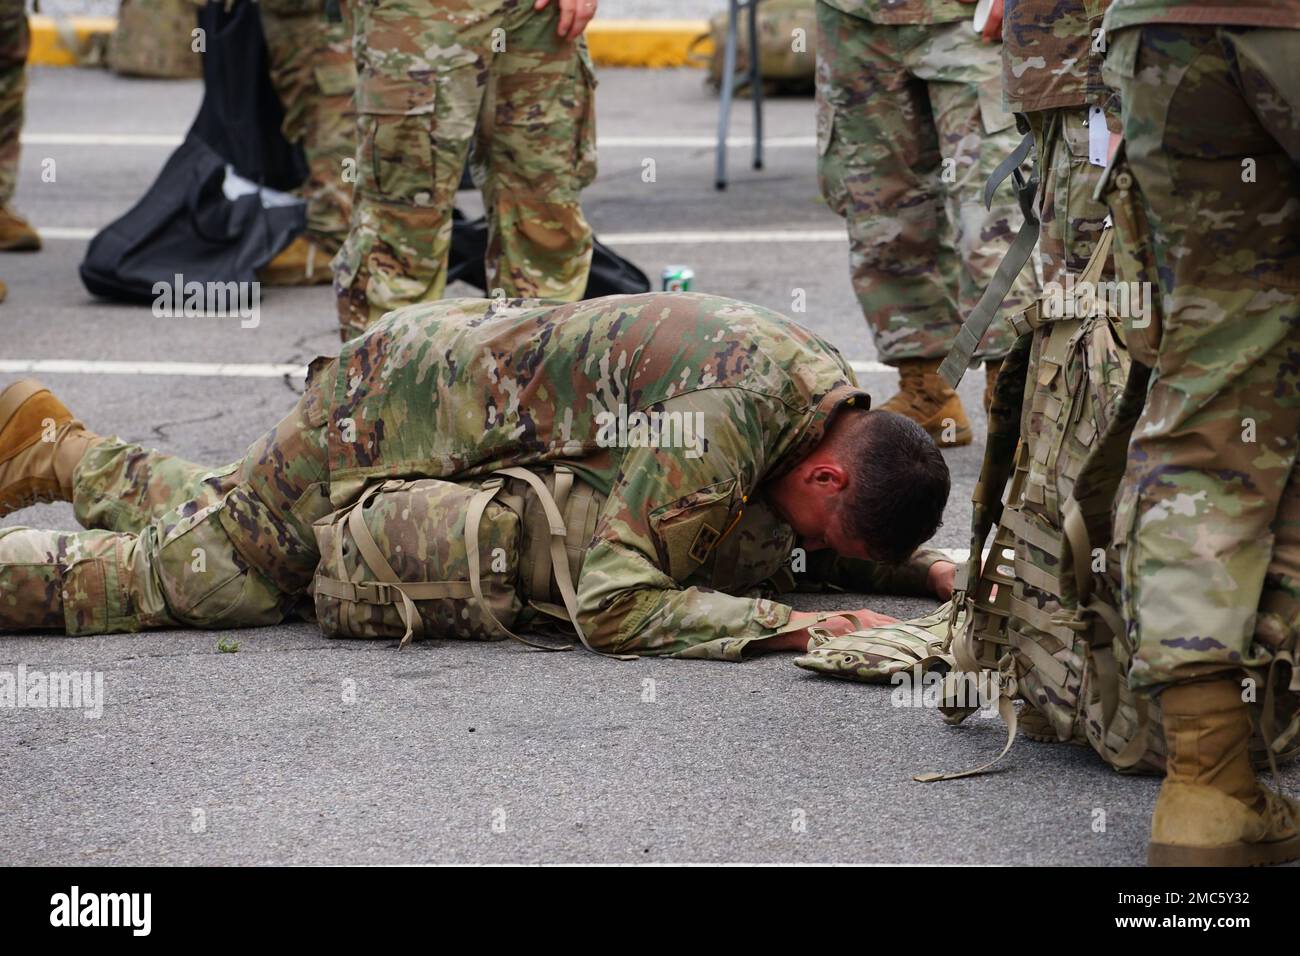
[492,466,639,660]
[1007,223,1116,336]
[914,692,1020,783]
[465,477,574,654]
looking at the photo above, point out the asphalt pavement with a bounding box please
[5,65,1289,866]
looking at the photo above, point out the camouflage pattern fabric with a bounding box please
[1100,24,1300,691]
[0,0,27,208]
[0,368,335,634]
[333,0,598,340]
[1105,0,1300,31]
[1,294,948,656]
[1028,106,1116,289]
[794,599,958,682]
[1002,0,1112,113]
[260,0,357,254]
[108,0,204,79]
[820,0,969,26]
[815,2,1039,365]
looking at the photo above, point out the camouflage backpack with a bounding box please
[802,207,1300,778]
[691,0,817,96]
[311,467,613,655]
[108,0,203,79]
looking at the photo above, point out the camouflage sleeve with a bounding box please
[796,547,948,598]
[574,389,795,661]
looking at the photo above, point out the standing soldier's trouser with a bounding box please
[334,0,598,340]
[259,0,357,254]
[0,0,28,207]
[0,370,337,634]
[1029,106,1115,288]
[1103,26,1300,691]
[814,2,1037,365]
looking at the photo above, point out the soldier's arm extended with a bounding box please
[794,548,952,598]
[575,389,807,660]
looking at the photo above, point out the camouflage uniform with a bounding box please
[815,0,1038,364]
[259,0,357,254]
[1099,0,1300,691]
[333,0,598,341]
[0,0,27,208]
[0,293,946,658]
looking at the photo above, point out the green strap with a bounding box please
[939,141,1042,389]
[915,693,1020,783]
[983,131,1034,212]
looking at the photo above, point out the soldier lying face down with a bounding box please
[0,292,957,660]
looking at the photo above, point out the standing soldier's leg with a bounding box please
[473,7,595,300]
[919,23,1038,411]
[333,0,491,340]
[260,0,357,285]
[0,370,337,635]
[815,4,971,445]
[0,0,40,257]
[1105,25,1300,865]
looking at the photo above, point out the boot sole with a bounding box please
[1149,832,1300,867]
[0,236,41,252]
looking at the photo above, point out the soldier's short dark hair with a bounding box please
[833,409,950,564]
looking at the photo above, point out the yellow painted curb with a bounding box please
[586,19,712,68]
[27,15,712,69]
[29,15,116,68]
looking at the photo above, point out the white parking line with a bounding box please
[40,226,846,245]
[602,229,845,244]
[21,132,816,149]
[0,357,894,377]
[0,359,307,378]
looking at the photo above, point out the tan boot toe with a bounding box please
[0,380,98,516]
[878,360,973,448]
[0,207,41,252]
[259,236,333,286]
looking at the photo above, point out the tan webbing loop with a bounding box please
[915,692,1020,783]
[491,466,637,660]
[465,479,572,653]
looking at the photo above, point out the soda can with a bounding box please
[661,266,694,292]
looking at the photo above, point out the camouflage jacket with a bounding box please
[1105,0,1300,30]
[1003,0,1113,112]
[320,293,945,659]
[819,0,971,26]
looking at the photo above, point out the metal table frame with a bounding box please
[714,0,765,190]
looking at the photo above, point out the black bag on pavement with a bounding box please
[446,209,652,299]
[79,0,307,302]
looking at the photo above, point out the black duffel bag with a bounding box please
[80,0,307,302]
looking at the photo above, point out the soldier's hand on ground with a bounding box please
[761,608,900,654]
[927,560,957,600]
[534,0,598,42]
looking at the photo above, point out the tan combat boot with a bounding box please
[1148,678,1300,867]
[879,358,972,447]
[0,380,101,516]
[259,235,333,286]
[0,279,6,303]
[984,358,1003,414]
[0,206,41,252]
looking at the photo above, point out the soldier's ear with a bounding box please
[808,462,850,492]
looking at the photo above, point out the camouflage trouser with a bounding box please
[1029,105,1115,288]
[1103,26,1300,691]
[333,0,598,340]
[0,0,28,208]
[0,368,337,634]
[259,0,357,253]
[814,2,1038,365]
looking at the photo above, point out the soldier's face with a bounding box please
[766,464,874,561]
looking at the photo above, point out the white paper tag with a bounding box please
[1088,105,1108,167]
